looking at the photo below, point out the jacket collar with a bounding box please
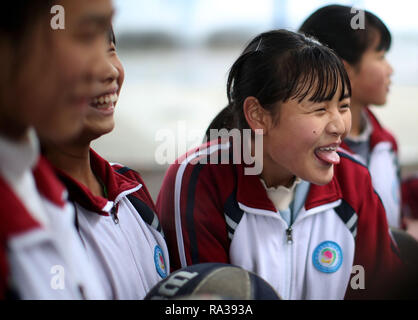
[341,108,397,157]
[34,157,67,207]
[364,108,397,151]
[0,175,42,238]
[0,129,66,208]
[236,162,343,216]
[0,155,70,238]
[0,128,39,182]
[54,149,140,215]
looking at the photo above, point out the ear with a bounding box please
[243,96,271,135]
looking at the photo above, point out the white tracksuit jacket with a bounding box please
[157,139,404,300]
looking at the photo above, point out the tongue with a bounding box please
[315,149,340,165]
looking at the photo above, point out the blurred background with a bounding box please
[92,0,418,200]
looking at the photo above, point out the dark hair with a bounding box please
[299,5,391,65]
[0,1,54,106]
[204,107,234,139]
[1,2,53,78]
[206,29,351,135]
[0,1,53,43]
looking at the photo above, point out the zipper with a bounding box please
[284,222,293,299]
[108,185,141,225]
[286,227,293,244]
[282,201,341,299]
[109,190,148,289]
[110,204,119,224]
[285,209,294,299]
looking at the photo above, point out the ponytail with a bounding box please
[203,103,235,142]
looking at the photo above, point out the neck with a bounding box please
[261,174,295,189]
[349,99,367,137]
[261,154,295,189]
[252,134,295,188]
[44,141,104,197]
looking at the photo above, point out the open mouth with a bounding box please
[90,92,118,109]
[314,145,340,165]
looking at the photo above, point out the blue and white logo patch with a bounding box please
[154,245,167,278]
[312,241,343,273]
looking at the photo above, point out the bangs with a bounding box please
[375,31,391,52]
[366,13,392,52]
[368,26,391,53]
[281,45,351,103]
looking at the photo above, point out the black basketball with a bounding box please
[145,263,281,300]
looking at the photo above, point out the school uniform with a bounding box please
[0,130,105,299]
[402,173,418,220]
[342,108,401,228]
[156,139,403,300]
[54,149,169,300]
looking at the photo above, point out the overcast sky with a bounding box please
[112,0,418,38]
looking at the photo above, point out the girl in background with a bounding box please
[299,5,400,228]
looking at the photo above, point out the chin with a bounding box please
[88,120,115,134]
[104,123,115,134]
[311,177,333,186]
[92,126,114,138]
[372,95,388,106]
[371,100,387,107]
[308,167,334,186]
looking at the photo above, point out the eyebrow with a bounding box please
[340,93,350,101]
[77,11,114,29]
[304,92,350,107]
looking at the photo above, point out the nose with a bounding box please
[326,109,349,138]
[387,61,394,77]
[384,57,393,77]
[86,42,119,94]
[95,50,119,85]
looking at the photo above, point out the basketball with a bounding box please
[145,263,281,300]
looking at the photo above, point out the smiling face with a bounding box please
[260,87,351,187]
[349,36,393,107]
[79,37,125,141]
[0,0,114,142]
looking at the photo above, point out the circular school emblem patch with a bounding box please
[312,241,343,273]
[154,245,167,278]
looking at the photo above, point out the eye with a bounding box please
[377,51,386,60]
[340,104,351,110]
[108,44,116,53]
[315,107,326,113]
